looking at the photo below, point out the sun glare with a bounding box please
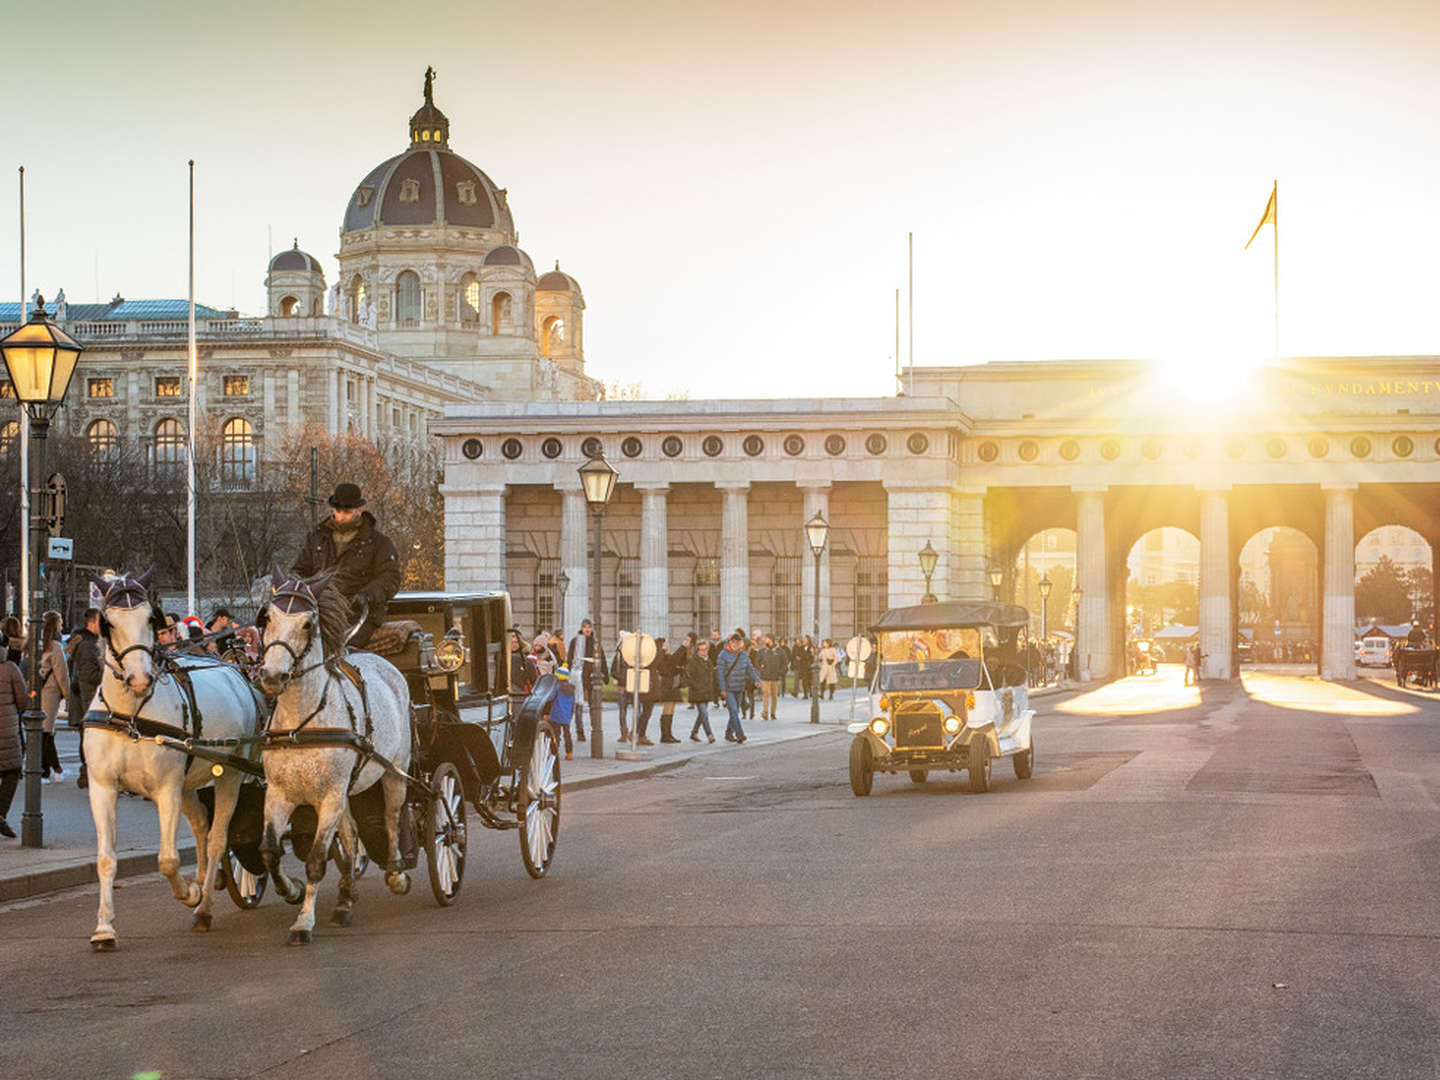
[1151,347,1268,412]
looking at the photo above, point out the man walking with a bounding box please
[756,635,788,720]
[566,618,600,742]
[716,632,761,744]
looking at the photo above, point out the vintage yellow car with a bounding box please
[847,602,1036,796]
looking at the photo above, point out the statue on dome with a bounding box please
[424,66,436,104]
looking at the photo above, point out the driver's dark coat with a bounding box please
[293,511,402,635]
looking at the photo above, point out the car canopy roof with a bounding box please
[870,601,1030,633]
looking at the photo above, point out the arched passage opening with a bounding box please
[1355,525,1432,631]
[1123,527,1198,668]
[1238,527,1320,669]
[1011,527,1077,683]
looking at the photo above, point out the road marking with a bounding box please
[702,776,755,781]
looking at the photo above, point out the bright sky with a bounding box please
[4,0,1439,400]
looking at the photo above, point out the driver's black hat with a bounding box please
[328,483,366,509]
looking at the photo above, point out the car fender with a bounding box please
[848,727,893,759]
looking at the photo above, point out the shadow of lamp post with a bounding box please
[1,296,84,848]
[805,511,829,725]
[578,454,617,759]
[918,540,938,604]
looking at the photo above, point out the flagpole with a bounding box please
[186,160,197,618]
[1272,180,1279,359]
[16,167,28,627]
[907,231,914,397]
[894,288,900,395]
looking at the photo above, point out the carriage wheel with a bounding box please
[424,761,467,906]
[224,849,268,910]
[518,724,561,879]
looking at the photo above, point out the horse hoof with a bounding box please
[182,884,203,908]
[329,908,354,928]
[90,937,117,953]
[287,929,312,946]
[385,871,411,896]
[281,884,304,907]
[192,913,212,933]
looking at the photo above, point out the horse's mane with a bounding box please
[314,581,355,656]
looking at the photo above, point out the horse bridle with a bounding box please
[99,580,162,682]
[260,579,328,683]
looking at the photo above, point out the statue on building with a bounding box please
[424,65,436,104]
[364,298,378,330]
[54,288,67,322]
[329,282,343,318]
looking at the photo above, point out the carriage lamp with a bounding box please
[918,541,939,604]
[579,454,619,758]
[1,297,84,849]
[434,632,467,672]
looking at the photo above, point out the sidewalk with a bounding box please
[0,690,874,902]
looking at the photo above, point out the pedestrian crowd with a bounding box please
[500,620,869,759]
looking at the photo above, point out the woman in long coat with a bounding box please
[0,651,24,836]
[635,638,668,746]
[817,638,840,700]
[38,611,68,782]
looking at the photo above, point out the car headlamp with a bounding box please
[434,634,466,672]
[943,715,962,734]
[869,717,890,737]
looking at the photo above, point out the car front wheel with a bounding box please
[849,737,874,797]
[968,737,991,794]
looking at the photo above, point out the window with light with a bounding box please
[221,417,256,486]
[0,420,17,457]
[88,378,114,398]
[152,419,184,477]
[460,274,480,325]
[155,377,181,398]
[224,375,250,396]
[87,419,119,463]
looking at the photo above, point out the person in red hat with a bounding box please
[292,482,402,648]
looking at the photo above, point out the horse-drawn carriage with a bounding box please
[1394,642,1437,689]
[83,572,560,949]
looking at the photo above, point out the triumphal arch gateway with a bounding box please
[438,357,1440,682]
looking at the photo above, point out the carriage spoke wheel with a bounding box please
[424,761,467,906]
[519,724,561,879]
[224,849,268,910]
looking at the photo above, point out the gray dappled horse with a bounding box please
[83,570,266,950]
[254,568,412,945]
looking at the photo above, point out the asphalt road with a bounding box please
[3,665,1440,1080]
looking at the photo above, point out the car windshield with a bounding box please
[877,628,984,691]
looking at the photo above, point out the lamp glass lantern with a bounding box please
[1038,575,1053,600]
[0,299,83,418]
[555,569,570,597]
[805,511,829,556]
[917,541,938,579]
[578,454,618,508]
[987,564,1004,590]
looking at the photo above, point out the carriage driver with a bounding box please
[292,483,402,650]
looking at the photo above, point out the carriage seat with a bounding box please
[366,619,423,658]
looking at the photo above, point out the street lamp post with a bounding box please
[1072,583,1083,681]
[805,512,829,725]
[578,454,618,759]
[1038,574,1052,685]
[555,569,569,626]
[918,540,938,604]
[988,563,1004,601]
[1,297,84,848]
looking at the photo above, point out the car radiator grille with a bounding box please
[893,704,945,749]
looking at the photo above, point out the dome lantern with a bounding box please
[409,65,449,149]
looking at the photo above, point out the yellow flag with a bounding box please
[1245,185,1277,250]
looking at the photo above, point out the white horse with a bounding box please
[83,570,266,950]
[254,569,413,945]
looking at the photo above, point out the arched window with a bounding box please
[459,273,480,326]
[0,420,17,458]
[396,270,421,328]
[221,417,256,486]
[491,291,512,335]
[541,315,565,357]
[87,419,119,463]
[349,274,366,323]
[279,295,300,317]
[152,419,185,478]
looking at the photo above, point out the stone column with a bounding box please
[1075,487,1110,680]
[286,369,300,426]
[443,482,507,593]
[800,483,832,640]
[1198,488,1234,680]
[718,482,750,634]
[1321,485,1357,680]
[638,483,671,639]
[953,489,987,601]
[558,484,589,636]
[885,484,969,606]
[327,368,339,435]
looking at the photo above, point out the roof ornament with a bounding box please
[424,65,435,105]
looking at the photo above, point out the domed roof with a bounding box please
[537,264,582,299]
[483,245,534,271]
[343,68,515,237]
[269,240,324,276]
